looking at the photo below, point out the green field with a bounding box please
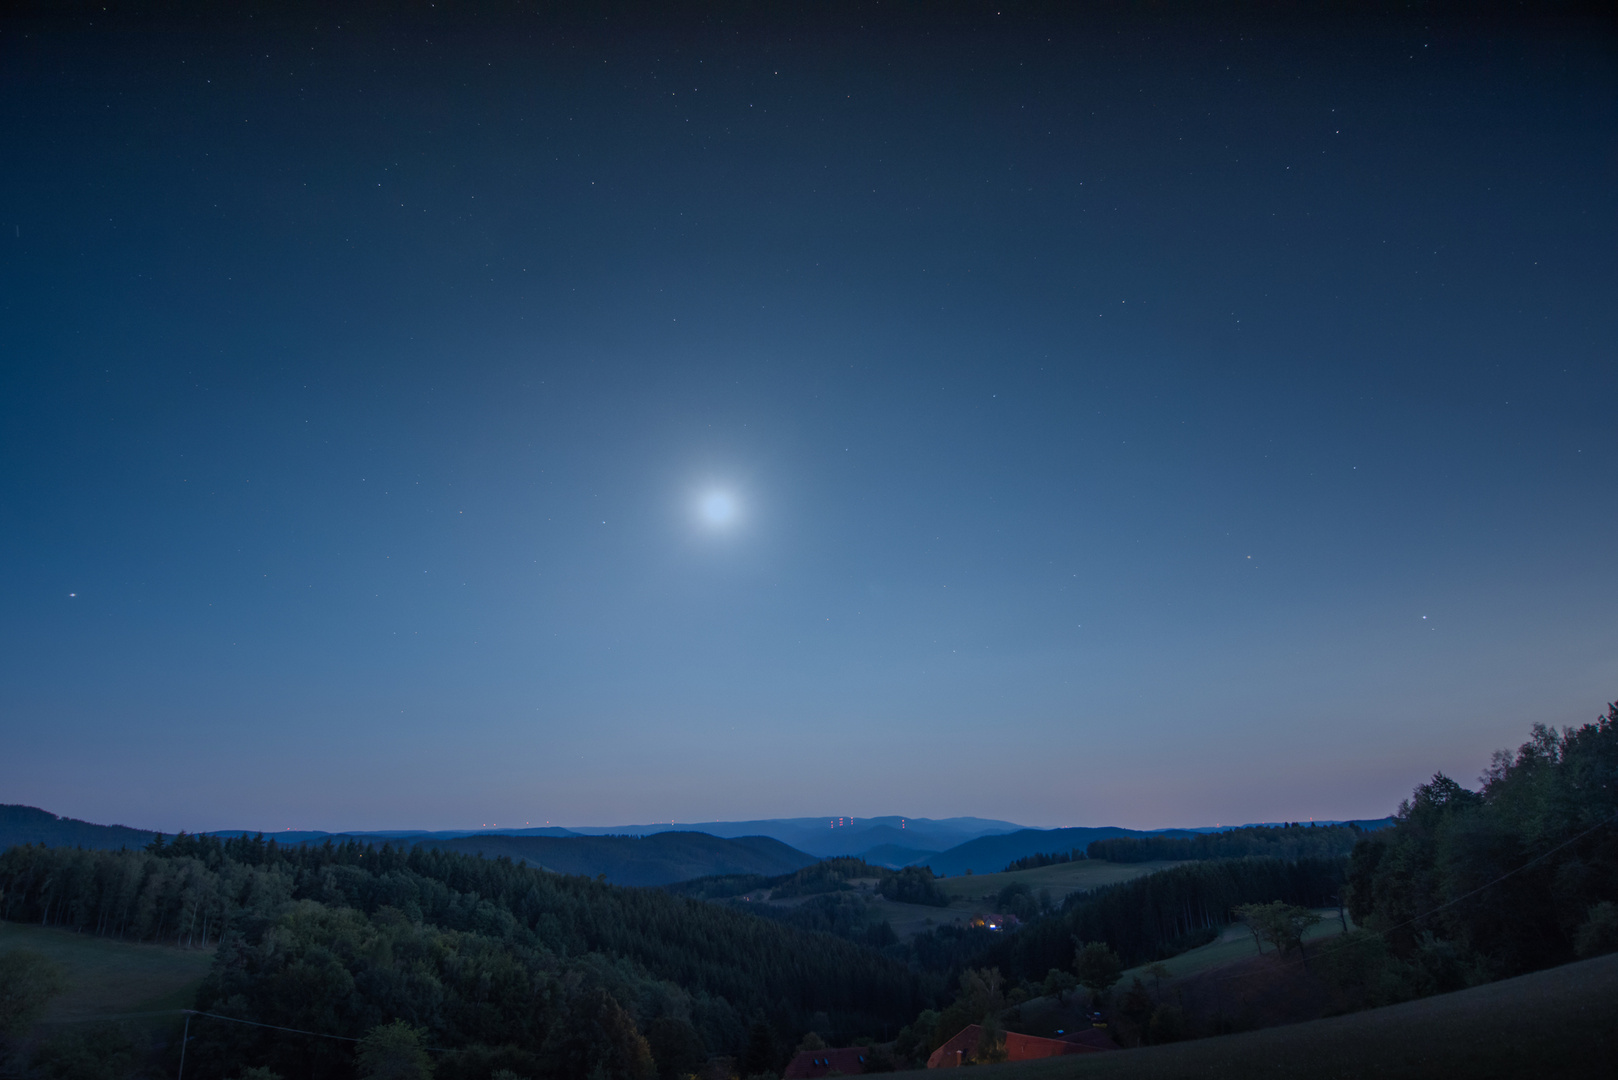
[937,860,1187,907]
[1115,907,1351,984]
[895,951,1618,1080]
[0,921,213,1022]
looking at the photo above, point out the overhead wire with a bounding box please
[178,1009,454,1052]
[1195,808,1618,986]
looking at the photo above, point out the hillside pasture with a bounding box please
[1006,909,1356,1041]
[938,860,1187,907]
[895,951,1618,1080]
[1117,907,1350,984]
[861,895,963,939]
[0,921,212,1022]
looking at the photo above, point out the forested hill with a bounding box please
[0,833,924,1076]
[0,804,157,851]
[923,827,1179,876]
[1087,822,1371,863]
[424,831,819,886]
[0,807,817,887]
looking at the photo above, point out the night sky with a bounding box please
[2,4,1613,833]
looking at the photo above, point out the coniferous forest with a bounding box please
[1086,823,1369,864]
[0,836,922,1079]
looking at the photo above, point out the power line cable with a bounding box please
[181,1010,361,1043]
[179,1010,453,1052]
[1198,808,1618,986]
[169,1009,454,1080]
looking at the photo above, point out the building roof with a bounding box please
[783,1046,871,1078]
[925,1025,1114,1068]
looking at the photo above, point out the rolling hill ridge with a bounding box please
[0,805,158,851]
[0,805,1394,886]
[422,830,820,886]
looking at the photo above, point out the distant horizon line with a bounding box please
[173,815,1397,838]
[7,802,1399,839]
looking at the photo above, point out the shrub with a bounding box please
[879,866,949,907]
[1574,901,1618,959]
[0,948,66,1037]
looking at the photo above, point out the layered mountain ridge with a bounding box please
[0,804,1393,885]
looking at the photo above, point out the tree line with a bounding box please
[664,858,884,903]
[1332,704,1618,1006]
[1086,823,1366,864]
[666,858,947,907]
[0,837,289,948]
[739,891,901,951]
[1002,850,1085,873]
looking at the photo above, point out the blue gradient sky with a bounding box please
[2,5,1614,833]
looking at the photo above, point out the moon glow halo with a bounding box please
[698,489,739,528]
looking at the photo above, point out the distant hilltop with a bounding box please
[0,804,160,851]
[0,803,1395,886]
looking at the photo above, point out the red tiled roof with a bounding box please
[783,1046,871,1078]
[925,1025,1113,1068]
[926,1026,979,1069]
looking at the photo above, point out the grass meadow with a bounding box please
[0,920,213,1022]
[936,861,1188,907]
[1115,907,1351,984]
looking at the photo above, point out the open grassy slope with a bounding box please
[857,895,960,938]
[897,951,1618,1080]
[939,860,1186,907]
[1116,907,1350,984]
[0,921,213,1021]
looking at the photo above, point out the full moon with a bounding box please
[698,490,739,527]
